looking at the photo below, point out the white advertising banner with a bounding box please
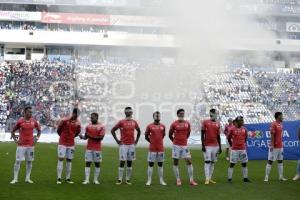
[4,53,26,61]
[110,15,167,27]
[286,22,300,32]
[0,11,41,21]
[31,53,45,61]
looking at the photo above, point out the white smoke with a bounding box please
[162,0,276,66]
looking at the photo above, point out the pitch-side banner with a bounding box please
[245,120,300,160]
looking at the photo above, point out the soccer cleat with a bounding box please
[82,180,89,185]
[176,179,182,186]
[145,180,151,186]
[116,180,122,185]
[66,179,74,184]
[25,179,34,184]
[292,175,299,181]
[264,176,269,182]
[56,178,62,184]
[93,180,100,185]
[204,179,210,185]
[189,180,198,186]
[125,180,132,185]
[243,178,251,183]
[10,179,18,184]
[227,179,232,183]
[209,179,217,184]
[160,179,167,186]
[279,177,288,181]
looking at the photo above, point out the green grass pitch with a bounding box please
[0,143,298,200]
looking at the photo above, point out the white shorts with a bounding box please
[203,146,219,162]
[16,146,34,161]
[119,145,136,161]
[268,148,284,161]
[148,152,165,163]
[172,145,191,159]
[85,150,102,163]
[58,145,75,160]
[230,150,248,163]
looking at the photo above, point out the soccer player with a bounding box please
[80,113,105,184]
[169,108,198,186]
[292,126,300,181]
[111,107,141,185]
[145,111,167,186]
[10,106,41,184]
[56,108,81,184]
[201,108,222,185]
[227,116,251,183]
[264,112,287,182]
[224,118,234,161]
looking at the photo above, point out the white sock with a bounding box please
[118,167,124,181]
[209,163,215,180]
[13,161,21,181]
[94,167,100,182]
[173,165,180,181]
[66,162,72,179]
[228,167,234,179]
[126,167,132,181]
[242,167,248,178]
[25,161,33,180]
[278,163,283,179]
[57,160,63,179]
[147,166,153,182]
[158,167,164,180]
[265,163,272,177]
[187,164,194,182]
[85,167,90,181]
[204,163,210,180]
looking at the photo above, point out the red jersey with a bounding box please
[113,119,140,145]
[228,126,247,150]
[14,117,40,147]
[201,119,220,147]
[145,123,165,152]
[224,124,235,137]
[270,121,283,148]
[86,123,105,151]
[58,117,81,146]
[169,120,191,146]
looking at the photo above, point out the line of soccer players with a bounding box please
[9,106,300,185]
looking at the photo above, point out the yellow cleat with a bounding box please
[204,179,209,185]
[209,179,216,184]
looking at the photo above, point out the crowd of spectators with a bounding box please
[0,60,75,132]
[195,67,300,127]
